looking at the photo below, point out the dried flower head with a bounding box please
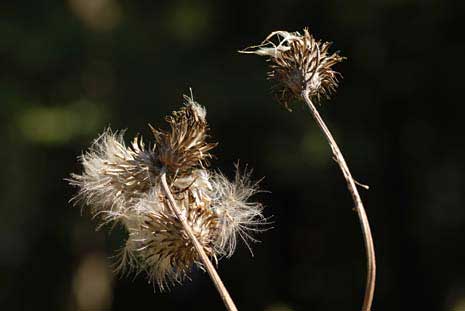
[151,95,217,175]
[240,28,345,109]
[69,93,266,289]
[69,130,158,219]
[118,184,219,288]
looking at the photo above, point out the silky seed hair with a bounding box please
[209,167,265,257]
[68,130,158,220]
[240,28,345,109]
[69,93,266,289]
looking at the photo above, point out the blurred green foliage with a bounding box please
[16,100,105,144]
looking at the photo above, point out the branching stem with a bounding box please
[302,90,376,311]
[160,169,238,311]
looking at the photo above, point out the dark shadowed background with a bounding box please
[1,1,464,310]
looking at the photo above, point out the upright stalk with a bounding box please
[160,169,239,311]
[302,90,376,311]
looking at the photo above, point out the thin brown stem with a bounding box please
[160,169,238,311]
[302,90,376,311]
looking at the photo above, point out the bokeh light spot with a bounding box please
[16,100,105,145]
[165,2,210,42]
[72,252,113,310]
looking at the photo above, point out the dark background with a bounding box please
[1,1,464,310]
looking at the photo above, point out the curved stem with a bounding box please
[302,90,376,311]
[160,169,239,311]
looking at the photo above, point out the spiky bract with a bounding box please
[151,96,217,175]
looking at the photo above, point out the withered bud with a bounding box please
[240,28,345,109]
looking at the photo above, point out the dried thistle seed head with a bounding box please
[114,168,266,289]
[119,189,219,289]
[69,91,267,290]
[68,129,159,218]
[151,95,217,175]
[240,28,345,108]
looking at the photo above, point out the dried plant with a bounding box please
[150,98,217,174]
[240,28,345,109]
[69,93,265,311]
[241,28,376,311]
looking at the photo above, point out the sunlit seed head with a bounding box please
[68,129,159,218]
[240,28,345,109]
[114,167,266,289]
[118,190,219,290]
[151,94,217,175]
[69,92,267,289]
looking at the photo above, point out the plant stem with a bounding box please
[302,90,376,311]
[160,169,239,311]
